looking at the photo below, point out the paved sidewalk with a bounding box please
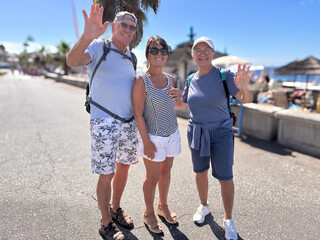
[1,75,319,240]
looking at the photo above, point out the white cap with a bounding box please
[192,36,214,51]
[115,11,137,24]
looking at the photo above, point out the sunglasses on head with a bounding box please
[149,47,169,56]
[118,22,137,32]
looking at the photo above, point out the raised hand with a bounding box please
[234,64,255,90]
[82,3,109,40]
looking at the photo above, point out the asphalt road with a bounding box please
[1,74,319,240]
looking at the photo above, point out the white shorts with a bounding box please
[138,129,181,162]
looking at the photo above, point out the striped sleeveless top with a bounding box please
[139,72,178,137]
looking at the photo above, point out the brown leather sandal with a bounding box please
[110,207,134,229]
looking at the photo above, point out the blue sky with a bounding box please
[1,0,320,67]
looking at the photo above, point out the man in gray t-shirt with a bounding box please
[67,3,138,240]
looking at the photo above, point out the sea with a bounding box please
[254,67,320,84]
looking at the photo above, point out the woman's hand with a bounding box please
[82,3,109,40]
[234,64,255,90]
[144,141,157,160]
[234,64,254,103]
[167,86,182,101]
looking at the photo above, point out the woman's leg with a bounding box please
[157,157,177,221]
[143,158,162,230]
[195,170,209,206]
[219,179,234,219]
[158,157,174,207]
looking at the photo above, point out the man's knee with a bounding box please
[116,163,130,173]
[98,173,115,184]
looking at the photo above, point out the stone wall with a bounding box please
[232,103,284,141]
[276,109,320,157]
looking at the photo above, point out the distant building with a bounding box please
[163,27,227,89]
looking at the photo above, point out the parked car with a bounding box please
[0,62,10,76]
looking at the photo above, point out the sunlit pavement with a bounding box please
[1,74,319,240]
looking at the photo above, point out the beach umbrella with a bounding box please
[277,56,320,109]
[212,55,251,68]
[276,56,320,83]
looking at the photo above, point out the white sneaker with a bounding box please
[223,218,238,240]
[193,204,210,224]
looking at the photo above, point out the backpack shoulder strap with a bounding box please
[220,68,226,81]
[220,68,229,96]
[88,39,111,92]
[187,73,196,87]
[130,51,137,71]
[108,45,136,68]
[220,68,233,114]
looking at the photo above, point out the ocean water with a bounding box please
[253,67,320,84]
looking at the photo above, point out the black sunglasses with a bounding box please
[119,22,137,32]
[149,47,169,56]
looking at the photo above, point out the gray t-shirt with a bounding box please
[182,67,239,123]
[86,39,136,119]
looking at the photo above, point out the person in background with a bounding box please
[67,3,139,240]
[132,36,182,234]
[182,36,254,240]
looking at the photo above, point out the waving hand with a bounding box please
[82,3,109,40]
[233,64,255,90]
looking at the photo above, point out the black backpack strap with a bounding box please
[88,98,134,123]
[88,39,111,91]
[108,47,136,69]
[130,51,137,71]
[220,69,233,117]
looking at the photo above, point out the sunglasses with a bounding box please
[118,22,137,32]
[149,47,169,56]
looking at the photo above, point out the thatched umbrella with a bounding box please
[276,56,320,83]
[277,56,320,109]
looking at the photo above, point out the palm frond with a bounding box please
[98,0,160,49]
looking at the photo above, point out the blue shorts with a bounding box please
[187,124,234,181]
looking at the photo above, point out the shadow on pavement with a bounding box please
[119,226,140,240]
[160,218,189,240]
[238,135,294,157]
[194,214,244,240]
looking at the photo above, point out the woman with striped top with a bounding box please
[132,36,182,234]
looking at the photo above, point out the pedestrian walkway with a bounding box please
[1,75,319,240]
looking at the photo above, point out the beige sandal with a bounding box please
[142,212,163,234]
[157,204,178,224]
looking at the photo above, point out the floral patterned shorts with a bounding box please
[90,118,138,175]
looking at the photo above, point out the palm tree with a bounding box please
[96,0,160,49]
[23,35,34,52]
[54,41,71,75]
